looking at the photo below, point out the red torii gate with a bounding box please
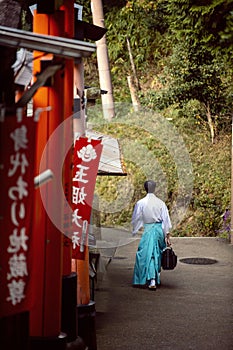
[0,1,103,349]
[31,1,75,348]
[31,2,105,349]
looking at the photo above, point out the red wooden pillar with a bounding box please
[30,9,66,347]
[30,13,49,337]
[44,11,65,337]
[61,0,74,277]
[59,2,81,345]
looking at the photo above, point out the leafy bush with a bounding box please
[81,0,232,238]
[90,109,231,237]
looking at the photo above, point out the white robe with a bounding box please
[132,193,172,236]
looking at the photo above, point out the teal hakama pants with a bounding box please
[133,223,166,286]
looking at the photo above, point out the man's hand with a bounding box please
[166,234,171,246]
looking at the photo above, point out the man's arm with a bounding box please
[161,203,172,245]
[131,202,143,236]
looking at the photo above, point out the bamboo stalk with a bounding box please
[127,75,140,112]
[126,36,140,91]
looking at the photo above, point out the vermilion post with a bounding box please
[30,12,49,336]
[44,11,65,336]
[72,250,90,305]
[31,10,65,338]
[77,249,91,305]
[61,0,74,276]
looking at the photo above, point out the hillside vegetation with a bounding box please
[80,0,232,238]
[88,106,231,238]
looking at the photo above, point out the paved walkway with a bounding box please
[93,229,233,350]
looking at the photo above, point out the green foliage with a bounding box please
[82,0,172,101]
[188,136,231,236]
[82,1,232,237]
[91,110,231,237]
[105,5,162,68]
[133,1,232,140]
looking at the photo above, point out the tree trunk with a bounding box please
[127,75,140,112]
[126,36,140,91]
[91,0,115,120]
[206,102,215,144]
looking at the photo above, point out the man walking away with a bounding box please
[132,180,172,290]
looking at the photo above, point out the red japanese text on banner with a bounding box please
[72,137,102,260]
[0,113,36,317]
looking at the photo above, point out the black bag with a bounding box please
[161,247,177,270]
